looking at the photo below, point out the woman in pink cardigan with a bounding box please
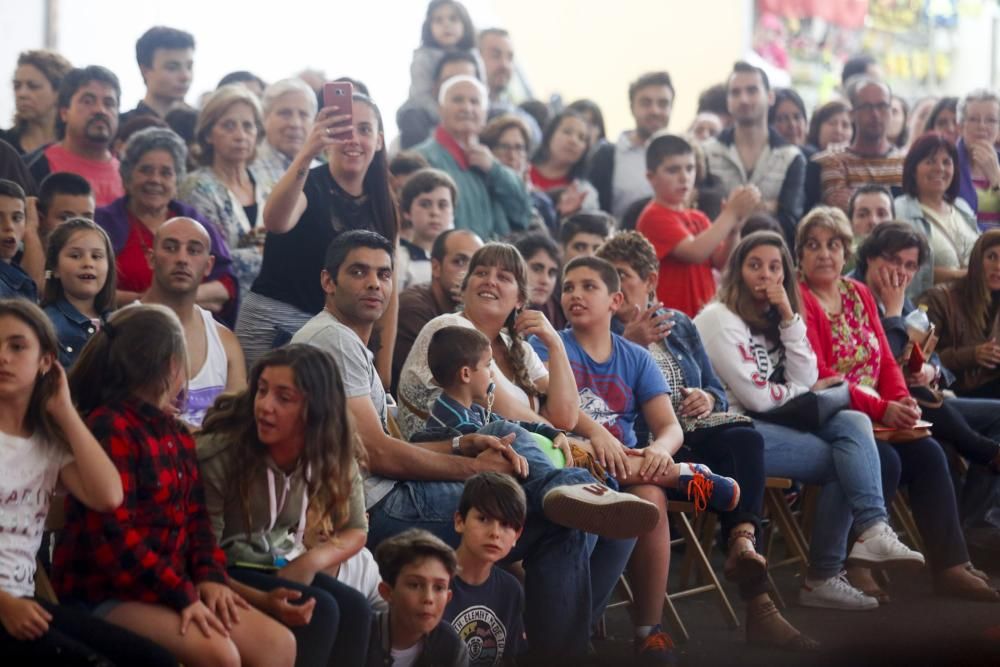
[796,206,997,602]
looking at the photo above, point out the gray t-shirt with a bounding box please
[291,310,396,507]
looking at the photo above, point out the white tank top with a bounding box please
[182,306,229,427]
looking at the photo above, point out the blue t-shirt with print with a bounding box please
[530,329,670,447]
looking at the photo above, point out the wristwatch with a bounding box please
[452,436,462,455]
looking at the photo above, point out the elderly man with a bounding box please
[396,52,480,150]
[414,75,532,240]
[250,77,318,195]
[142,216,246,427]
[25,66,124,206]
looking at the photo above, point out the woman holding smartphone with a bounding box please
[236,90,399,372]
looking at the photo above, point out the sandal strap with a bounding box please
[728,528,757,548]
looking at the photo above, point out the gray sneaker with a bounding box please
[800,573,879,611]
[542,483,659,539]
[847,522,925,568]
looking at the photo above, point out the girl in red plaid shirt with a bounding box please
[52,304,296,667]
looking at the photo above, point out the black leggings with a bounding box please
[0,597,177,666]
[876,437,970,572]
[675,423,768,600]
[229,567,372,667]
[920,399,1000,466]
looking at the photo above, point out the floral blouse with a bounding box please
[828,279,880,389]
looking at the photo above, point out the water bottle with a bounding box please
[905,305,931,344]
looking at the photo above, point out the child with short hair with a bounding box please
[636,133,760,317]
[41,218,116,366]
[558,211,612,262]
[369,529,467,667]
[445,473,527,666]
[530,255,740,661]
[0,179,37,301]
[36,172,95,241]
[398,168,458,289]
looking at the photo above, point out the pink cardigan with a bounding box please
[799,278,908,422]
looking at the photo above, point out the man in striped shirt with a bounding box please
[813,77,903,212]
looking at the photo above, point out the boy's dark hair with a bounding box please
[323,229,395,280]
[563,255,620,293]
[559,212,612,246]
[847,184,895,221]
[427,325,490,389]
[645,133,693,172]
[56,66,121,138]
[422,0,476,50]
[730,61,770,92]
[389,151,430,177]
[400,168,458,214]
[375,528,458,587]
[433,51,481,85]
[629,71,674,105]
[217,70,266,91]
[842,54,877,87]
[164,106,198,145]
[0,179,27,202]
[514,232,560,266]
[855,221,930,280]
[458,472,527,531]
[740,212,782,238]
[135,26,195,69]
[697,83,728,117]
[38,172,93,215]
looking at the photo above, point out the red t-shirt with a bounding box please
[636,201,716,317]
[43,144,124,207]
[529,165,571,192]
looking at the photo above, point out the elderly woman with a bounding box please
[796,207,998,601]
[956,89,1000,231]
[0,49,72,154]
[179,84,266,301]
[481,113,557,233]
[95,126,237,319]
[894,133,980,299]
[250,77,318,196]
[414,75,533,240]
[236,93,399,372]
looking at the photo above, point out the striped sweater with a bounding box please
[814,146,904,210]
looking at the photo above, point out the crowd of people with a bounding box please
[0,3,999,665]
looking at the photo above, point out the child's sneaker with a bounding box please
[847,521,925,568]
[800,572,879,610]
[542,483,659,539]
[677,463,740,513]
[634,625,677,665]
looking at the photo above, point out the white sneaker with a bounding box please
[542,483,659,539]
[847,522,925,568]
[800,573,879,610]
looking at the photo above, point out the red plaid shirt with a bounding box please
[52,400,228,611]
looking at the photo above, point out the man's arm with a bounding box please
[775,153,806,247]
[219,325,247,393]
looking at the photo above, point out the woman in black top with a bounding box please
[236,93,399,370]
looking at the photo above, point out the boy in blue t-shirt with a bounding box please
[530,255,739,662]
[445,473,528,666]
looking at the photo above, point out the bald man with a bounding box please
[144,217,246,427]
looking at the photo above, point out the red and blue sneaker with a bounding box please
[635,625,677,665]
[678,462,740,513]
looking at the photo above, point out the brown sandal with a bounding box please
[746,598,820,651]
[724,529,768,583]
[934,567,1000,602]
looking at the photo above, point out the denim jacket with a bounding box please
[0,260,37,302]
[43,298,100,367]
[612,308,729,412]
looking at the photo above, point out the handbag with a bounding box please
[747,382,851,431]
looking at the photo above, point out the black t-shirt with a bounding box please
[251,165,377,314]
[445,567,526,666]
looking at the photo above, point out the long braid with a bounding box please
[503,309,539,399]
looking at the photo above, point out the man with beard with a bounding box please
[813,77,904,212]
[392,228,483,393]
[25,66,124,206]
[142,216,247,427]
[704,61,805,246]
[588,71,675,219]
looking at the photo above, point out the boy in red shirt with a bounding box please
[637,134,759,317]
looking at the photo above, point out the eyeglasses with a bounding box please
[495,142,527,154]
[854,102,891,114]
[964,116,1000,127]
[880,252,919,273]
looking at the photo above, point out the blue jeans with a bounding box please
[754,410,888,579]
[367,420,634,656]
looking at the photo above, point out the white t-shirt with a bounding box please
[0,431,72,597]
[391,640,423,667]
[396,313,548,439]
[335,546,388,612]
